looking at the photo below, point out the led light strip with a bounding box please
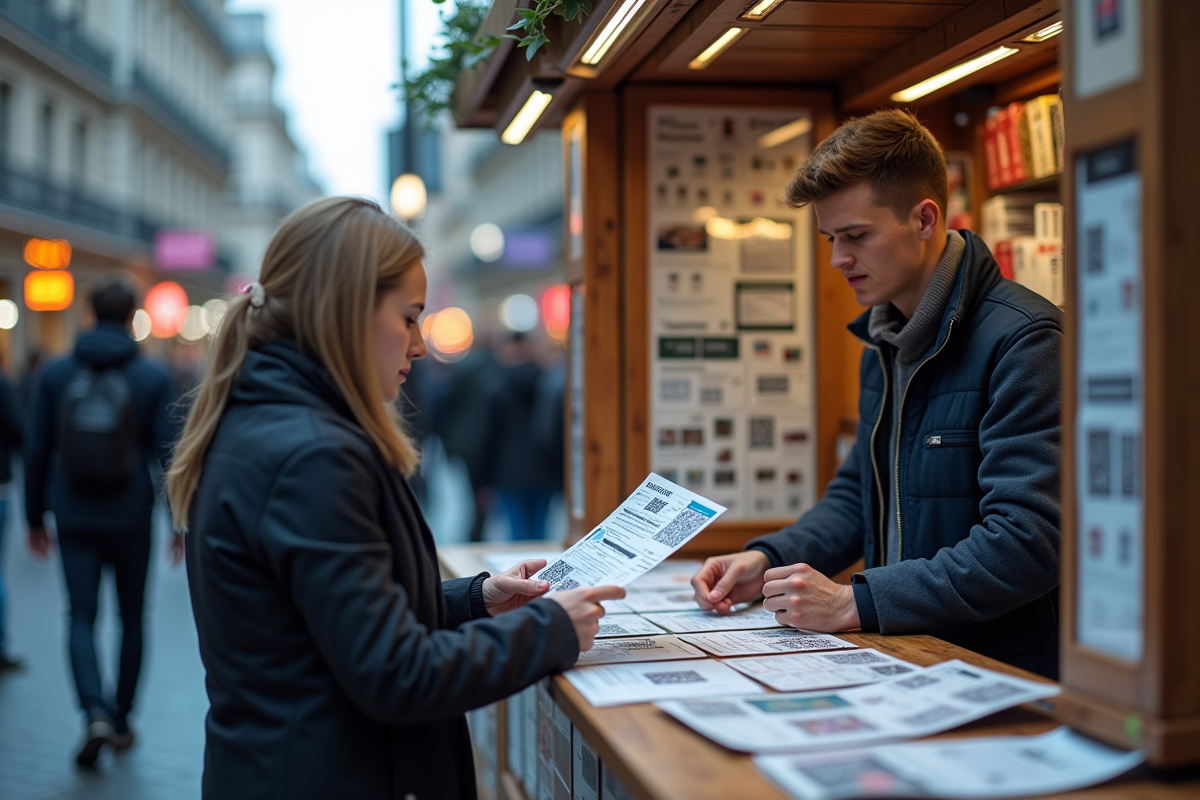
[501,90,554,145]
[581,0,651,65]
[890,46,1019,103]
[741,0,785,21]
[688,27,747,70]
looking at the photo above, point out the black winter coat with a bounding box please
[25,322,175,533]
[185,340,579,800]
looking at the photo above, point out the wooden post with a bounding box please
[1056,0,1200,766]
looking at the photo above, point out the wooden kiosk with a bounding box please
[441,0,1200,797]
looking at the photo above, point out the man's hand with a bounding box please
[762,563,860,632]
[169,533,185,567]
[482,559,551,616]
[691,550,770,614]
[28,526,51,559]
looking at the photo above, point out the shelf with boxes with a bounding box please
[979,89,1065,309]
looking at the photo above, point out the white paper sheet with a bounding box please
[627,559,704,590]
[622,588,704,613]
[656,659,1060,753]
[534,475,726,592]
[680,629,856,657]
[574,636,706,666]
[565,658,764,707]
[595,614,668,639]
[723,650,918,692]
[481,549,562,576]
[643,606,781,634]
[756,726,1143,799]
[601,598,636,614]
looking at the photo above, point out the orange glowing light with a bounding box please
[429,307,473,355]
[24,238,72,270]
[25,270,75,311]
[145,281,189,338]
[541,284,571,340]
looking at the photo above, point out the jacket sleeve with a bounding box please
[23,370,53,528]
[859,324,1062,633]
[255,441,580,726]
[746,414,868,577]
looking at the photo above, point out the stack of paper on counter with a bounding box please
[755,727,1143,800]
[595,614,667,638]
[533,475,726,591]
[723,649,919,692]
[565,658,764,707]
[680,628,857,657]
[621,588,704,613]
[574,636,706,666]
[627,559,704,590]
[655,659,1059,753]
[642,606,781,634]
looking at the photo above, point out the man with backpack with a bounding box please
[25,278,178,767]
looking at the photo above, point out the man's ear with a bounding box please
[913,198,942,241]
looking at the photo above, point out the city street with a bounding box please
[0,503,206,800]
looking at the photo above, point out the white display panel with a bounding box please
[647,106,816,521]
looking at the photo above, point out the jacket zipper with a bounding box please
[864,343,889,563]
[894,318,956,563]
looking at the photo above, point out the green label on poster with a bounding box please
[659,337,698,358]
[702,338,739,359]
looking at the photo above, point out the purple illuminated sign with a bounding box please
[155,230,215,271]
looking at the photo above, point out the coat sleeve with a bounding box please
[255,441,580,726]
[859,324,1062,633]
[745,399,869,577]
[23,369,53,528]
[442,574,490,628]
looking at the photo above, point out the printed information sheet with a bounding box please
[681,629,855,657]
[628,559,704,590]
[643,606,781,634]
[656,660,1059,753]
[565,658,764,707]
[724,650,918,692]
[596,614,668,639]
[623,588,706,613]
[756,727,1143,799]
[534,474,726,592]
[574,636,706,666]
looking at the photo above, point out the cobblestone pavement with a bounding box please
[0,507,206,800]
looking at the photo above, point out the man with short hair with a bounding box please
[26,278,180,766]
[692,110,1063,678]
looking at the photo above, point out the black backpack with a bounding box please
[59,362,138,493]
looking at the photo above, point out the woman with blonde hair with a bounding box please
[171,197,622,800]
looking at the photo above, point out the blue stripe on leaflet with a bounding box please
[687,501,716,517]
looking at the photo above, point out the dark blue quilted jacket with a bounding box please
[750,231,1063,670]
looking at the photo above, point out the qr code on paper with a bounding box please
[825,651,886,665]
[952,682,1024,704]
[871,664,914,676]
[645,670,706,685]
[540,560,580,591]
[680,700,746,717]
[749,417,775,450]
[1087,428,1111,497]
[652,508,708,547]
[643,497,668,514]
[660,378,691,402]
[757,375,789,394]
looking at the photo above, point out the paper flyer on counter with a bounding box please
[627,559,704,590]
[723,649,918,692]
[642,606,780,634]
[680,628,856,657]
[622,588,706,613]
[534,474,726,592]
[573,636,706,666]
[655,659,1059,754]
[755,727,1143,799]
[596,614,668,639]
[565,658,764,707]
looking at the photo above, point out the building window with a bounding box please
[72,119,88,187]
[0,83,11,165]
[39,103,54,175]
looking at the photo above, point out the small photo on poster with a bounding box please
[741,219,794,275]
[699,386,723,405]
[783,345,803,364]
[786,470,803,485]
[660,377,692,402]
[756,375,790,397]
[657,223,708,252]
[753,340,773,358]
[753,496,776,514]
[682,428,704,447]
[714,418,734,438]
[685,468,704,488]
[714,469,737,486]
[736,282,795,331]
[781,428,809,447]
[658,428,678,447]
[755,467,777,484]
[715,447,733,463]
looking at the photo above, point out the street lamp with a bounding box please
[391,173,427,220]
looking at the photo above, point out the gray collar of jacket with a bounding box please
[867,230,965,364]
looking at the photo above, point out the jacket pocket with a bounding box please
[923,430,977,449]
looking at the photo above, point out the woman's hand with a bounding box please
[546,585,627,652]
[482,559,552,616]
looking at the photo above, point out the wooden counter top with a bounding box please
[439,544,1199,799]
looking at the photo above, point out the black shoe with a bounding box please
[111,720,136,751]
[75,717,114,767]
[0,653,24,673]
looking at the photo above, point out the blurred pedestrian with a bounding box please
[0,358,24,673]
[24,278,180,766]
[169,197,619,800]
[16,349,43,416]
[478,333,563,540]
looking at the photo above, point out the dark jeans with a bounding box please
[498,488,553,540]
[58,528,152,724]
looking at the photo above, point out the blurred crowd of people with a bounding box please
[400,328,566,542]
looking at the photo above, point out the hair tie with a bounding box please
[247,281,266,309]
